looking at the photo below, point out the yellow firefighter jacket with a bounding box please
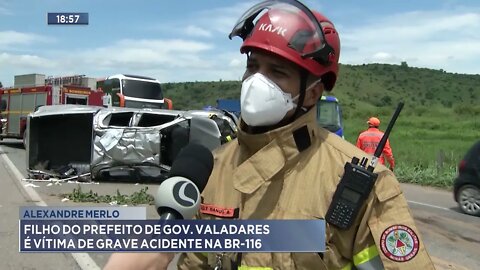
[177,107,435,270]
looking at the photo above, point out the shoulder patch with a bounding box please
[380,224,419,262]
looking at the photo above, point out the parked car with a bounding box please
[453,140,480,216]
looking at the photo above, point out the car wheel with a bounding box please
[457,184,480,216]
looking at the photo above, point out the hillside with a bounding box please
[163,63,480,187]
[163,63,480,111]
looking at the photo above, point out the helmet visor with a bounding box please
[229,0,334,64]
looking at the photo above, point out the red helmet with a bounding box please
[229,0,340,90]
[367,117,381,127]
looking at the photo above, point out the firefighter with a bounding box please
[356,117,395,171]
[105,0,434,269]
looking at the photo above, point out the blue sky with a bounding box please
[1,0,480,86]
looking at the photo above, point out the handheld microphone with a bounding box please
[154,143,214,220]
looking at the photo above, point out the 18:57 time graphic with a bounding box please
[57,14,79,23]
[47,13,89,25]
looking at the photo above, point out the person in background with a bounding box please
[356,117,395,171]
[105,0,433,269]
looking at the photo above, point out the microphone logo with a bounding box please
[173,181,198,207]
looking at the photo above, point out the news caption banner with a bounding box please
[20,207,325,253]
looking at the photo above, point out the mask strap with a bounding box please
[292,78,322,103]
[289,69,309,123]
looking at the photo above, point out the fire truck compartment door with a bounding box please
[66,94,88,105]
[21,93,36,116]
[0,99,6,111]
[35,92,47,107]
[7,94,21,134]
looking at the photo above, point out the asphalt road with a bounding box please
[1,139,479,270]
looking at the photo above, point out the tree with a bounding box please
[381,95,392,106]
[425,91,434,100]
[0,81,3,88]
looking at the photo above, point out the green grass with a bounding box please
[342,105,479,188]
[63,186,154,205]
[394,163,457,189]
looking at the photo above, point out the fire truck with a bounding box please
[0,74,103,144]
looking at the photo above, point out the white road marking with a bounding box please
[0,146,101,270]
[407,200,452,211]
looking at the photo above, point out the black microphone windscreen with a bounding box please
[168,143,214,192]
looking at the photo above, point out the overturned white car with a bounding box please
[26,105,238,181]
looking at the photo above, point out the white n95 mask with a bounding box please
[240,73,296,127]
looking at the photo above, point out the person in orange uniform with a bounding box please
[356,117,395,171]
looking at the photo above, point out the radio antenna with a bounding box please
[368,102,404,170]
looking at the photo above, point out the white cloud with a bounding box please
[340,10,480,74]
[78,39,214,69]
[0,52,57,69]
[0,53,59,85]
[0,38,223,86]
[229,58,243,68]
[196,1,258,35]
[146,1,255,39]
[184,25,212,38]
[0,31,50,47]
[369,52,401,64]
[88,50,244,83]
